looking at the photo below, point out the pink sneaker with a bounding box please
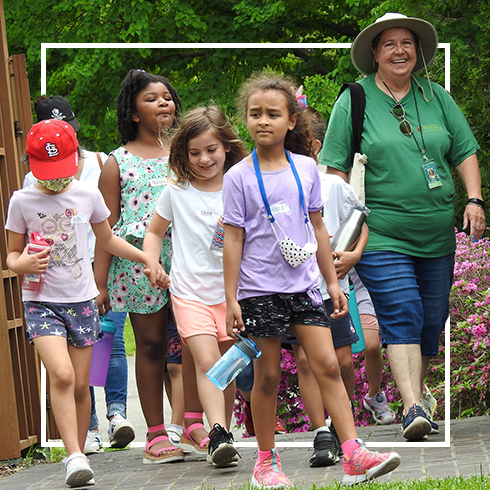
[342,439,400,486]
[251,448,292,489]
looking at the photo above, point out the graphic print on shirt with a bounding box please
[38,209,83,280]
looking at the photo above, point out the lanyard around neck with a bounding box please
[382,79,428,162]
[252,148,309,224]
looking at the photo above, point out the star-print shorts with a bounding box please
[24,299,101,348]
[239,291,330,338]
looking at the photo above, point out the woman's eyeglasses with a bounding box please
[390,104,412,136]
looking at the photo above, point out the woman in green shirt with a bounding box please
[320,13,485,442]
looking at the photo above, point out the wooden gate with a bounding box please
[0,0,41,461]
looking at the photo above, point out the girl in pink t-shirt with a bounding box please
[6,120,163,487]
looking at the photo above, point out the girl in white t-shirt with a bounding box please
[144,106,247,468]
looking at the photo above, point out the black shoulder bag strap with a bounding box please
[336,82,366,155]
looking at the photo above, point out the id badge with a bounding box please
[422,160,442,189]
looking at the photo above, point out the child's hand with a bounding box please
[327,284,349,319]
[154,268,170,289]
[19,244,50,275]
[96,288,112,316]
[332,250,359,280]
[143,257,170,289]
[226,300,245,338]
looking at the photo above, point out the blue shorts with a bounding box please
[356,251,454,357]
[24,299,100,348]
[166,310,182,365]
[324,298,359,348]
[239,291,330,338]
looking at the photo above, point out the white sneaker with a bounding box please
[108,412,135,448]
[64,452,94,488]
[84,430,104,454]
[166,424,183,446]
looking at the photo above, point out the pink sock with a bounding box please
[341,439,359,459]
[258,448,274,463]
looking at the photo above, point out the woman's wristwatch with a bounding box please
[467,197,485,210]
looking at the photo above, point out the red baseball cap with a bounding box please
[26,119,79,180]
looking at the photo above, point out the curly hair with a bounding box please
[169,106,248,185]
[116,69,182,144]
[237,72,314,158]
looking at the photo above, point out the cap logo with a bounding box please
[51,108,66,121]
[45,142,60,157]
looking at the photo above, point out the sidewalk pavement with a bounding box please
[2,416,490,490]
[2,355,489,489]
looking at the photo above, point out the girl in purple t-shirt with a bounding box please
[222,72,400,488]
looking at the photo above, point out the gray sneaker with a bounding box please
[421,387,439,434]
[108,412,135,448]
[421,387,437,420]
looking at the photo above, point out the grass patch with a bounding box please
[194,475,490,490]
[123,315,135,357]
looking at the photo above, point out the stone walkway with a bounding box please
[2,416,489,490]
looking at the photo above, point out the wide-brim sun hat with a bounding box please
[351,12,439,75]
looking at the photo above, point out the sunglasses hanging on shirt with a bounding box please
[381,78,442,190]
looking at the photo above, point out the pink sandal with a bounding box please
[143,424,184,464]
[179,412,210,458]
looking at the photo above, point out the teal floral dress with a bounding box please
[107,147,172,314]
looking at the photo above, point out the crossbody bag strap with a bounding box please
[96,152,103,170]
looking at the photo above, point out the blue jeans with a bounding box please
[89,310,128,429]
[355,251,454,357]
[235,360,254,392]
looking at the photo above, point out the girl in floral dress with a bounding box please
[94,69,184,464]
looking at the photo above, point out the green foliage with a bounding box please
[4,0,489,224]
[123,315,135,357]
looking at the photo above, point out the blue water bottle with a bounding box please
[206,334,261,390]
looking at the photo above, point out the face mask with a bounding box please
[278,235,317,268]
[38,176,74,192]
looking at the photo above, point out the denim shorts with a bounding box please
[24,299,100,347]
[239,291,330,338]
[355,251,454,357]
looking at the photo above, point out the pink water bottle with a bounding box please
[89,316,116,387]
[22,232,50,292]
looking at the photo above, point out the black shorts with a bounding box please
[239,291,330,338]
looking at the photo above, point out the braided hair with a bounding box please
[116,69,182,144]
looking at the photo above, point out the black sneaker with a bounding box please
[309,431,340,467]
[206,423,237,467]
[329,421,343,457]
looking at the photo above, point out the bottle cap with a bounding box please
[100,316,116,334]
[234,333,261,360]
[29,232,50,253]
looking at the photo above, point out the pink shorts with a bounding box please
[360,313,379,331]
[170,294,230,343]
